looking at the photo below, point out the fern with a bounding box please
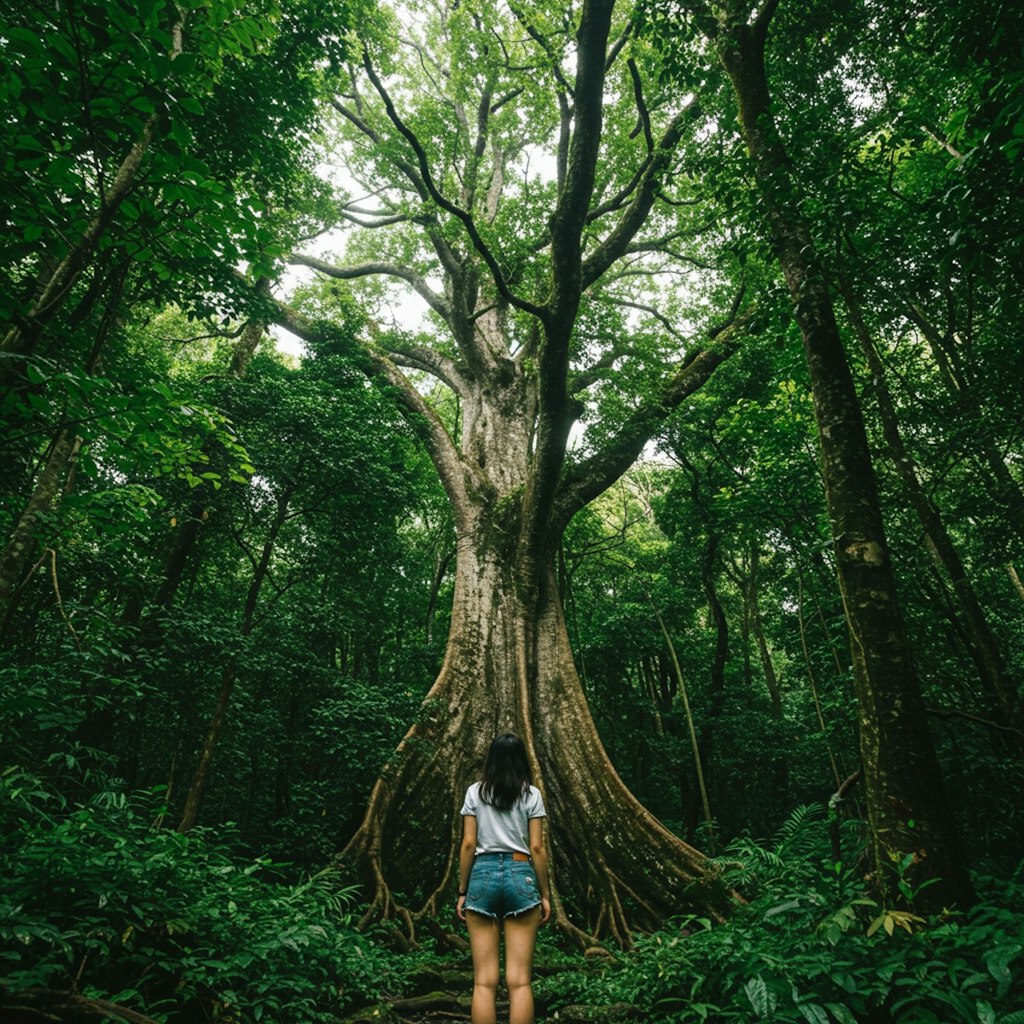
[772,802,826,860]
[709,803,833,894]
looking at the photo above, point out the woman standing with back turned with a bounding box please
[457,733,552,1024]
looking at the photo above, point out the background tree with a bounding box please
[638,0,985,911]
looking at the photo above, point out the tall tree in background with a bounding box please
[641,0,978,911]
[275,0,749,940]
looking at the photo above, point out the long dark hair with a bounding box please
[480,733,531,810]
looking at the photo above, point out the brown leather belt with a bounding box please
[512,851,530,862]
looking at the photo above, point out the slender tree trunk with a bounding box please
[712,9,975,911]
[177,480,294,832]
[740,546,790,802]
[1007,563,1024,605]
[900,301,1024,553]
[143,320,266,622]
[796,568,843,790]
[0,431,81,624]
[651,605,715,843]
[699,531,728,797]
[0,16,183,374]
[747,547,783,716]
[840,279,1020,724]
[641,657,666,737]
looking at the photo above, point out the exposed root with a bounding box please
[1,988,161,1024]
[334,563,737,946]
[551,894,598,949]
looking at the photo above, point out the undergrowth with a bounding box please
[540,805,1024,1023]
[0,760,402,1022]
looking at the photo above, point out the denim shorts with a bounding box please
[464,852,541,919]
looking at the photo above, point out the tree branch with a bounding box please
[568,337,646,393]
[386,344,469,396]
[553,311,750,531]
[752,0,784,50]
[606,297,688,345]
[288,253,451,322]
[338,209,411,229]
[268,299,478,529]
[330,98,430,203]
[582,101,699,289]
[605,25,632,72]
[360,50,545,319]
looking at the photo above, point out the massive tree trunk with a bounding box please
[705,1,975,911]
[341,503,729,946]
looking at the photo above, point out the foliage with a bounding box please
[1,0,1023,995]
[0,764,401,1022]
[542,806,1024,1023]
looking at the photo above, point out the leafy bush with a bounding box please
[0,766,399,1022]
[542,806,1024,1023]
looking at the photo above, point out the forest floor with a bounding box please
[341,957,636,1024]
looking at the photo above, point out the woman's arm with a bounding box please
[529,817,552,924]
[456,815,477,921]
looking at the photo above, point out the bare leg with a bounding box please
[466,910,501,1024]
[504,906,541,1024]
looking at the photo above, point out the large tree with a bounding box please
[641,0,978,911]
[273,0,748,942]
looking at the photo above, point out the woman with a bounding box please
[457,733,551,1024]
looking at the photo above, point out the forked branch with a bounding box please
[361,50,546,319]
[553,309,751,530]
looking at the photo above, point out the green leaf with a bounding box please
[824,1004,858,1024]
[744,976,775,1019]
[797,1005,830,1024]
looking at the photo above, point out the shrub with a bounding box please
[542,806,1024,1023]
[0,765,399,1022]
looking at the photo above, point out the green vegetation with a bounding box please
[1,764,401,1023]
[2,0,1023,1019]
[542,807,1024,1023]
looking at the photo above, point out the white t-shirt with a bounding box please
[460,781,546,855]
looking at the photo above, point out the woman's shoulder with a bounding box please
[523,785,546,816]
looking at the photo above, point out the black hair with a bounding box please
[479,733,531,811]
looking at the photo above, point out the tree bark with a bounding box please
[710,5,975,911]
[1007,563,1024,605]
[840,279,1020,725]
[0,431,81,625]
